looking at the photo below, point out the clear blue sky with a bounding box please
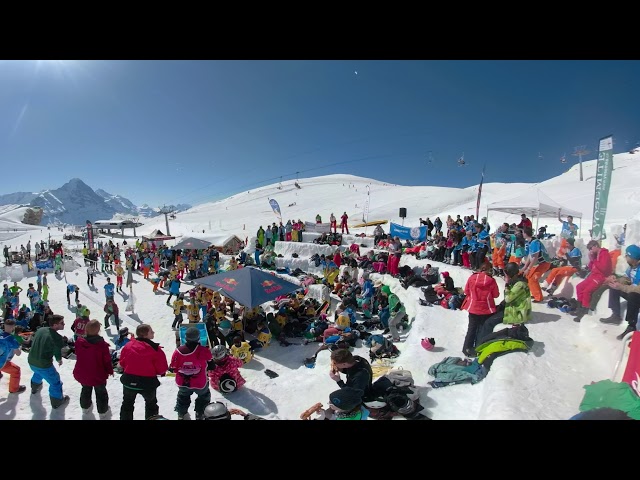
[1,60,639,207]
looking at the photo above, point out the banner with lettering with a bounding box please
[269,199,282,222]
[591,135,613,240]
[389,222,427,241]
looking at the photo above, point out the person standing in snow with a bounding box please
[119,324,168,420]
[341,212,349,234]
[73,320,113,418]
[170,326,213,420]
[28,314,70,409]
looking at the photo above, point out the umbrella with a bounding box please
[193,266,302,309]
[173,237,212,250]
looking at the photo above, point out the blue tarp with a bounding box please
[178,323,209,347]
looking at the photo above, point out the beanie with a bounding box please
[185,327,200,343]
[626,245,640,261]
[329,387,364,411]
[381,285,391,295]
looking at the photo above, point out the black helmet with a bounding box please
[119,326,129,336]
[203,401,231,420]
[504,262,520,278]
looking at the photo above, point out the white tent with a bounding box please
[487,189,583,231]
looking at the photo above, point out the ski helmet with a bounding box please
[203,401,231,420]
[212,344,228,360]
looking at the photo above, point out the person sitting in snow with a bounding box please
[207,345,246,394]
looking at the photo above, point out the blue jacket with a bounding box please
[0,332,20,368]
[625,266,640,286]
[169,279,181,295]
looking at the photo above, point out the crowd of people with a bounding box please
[0,207,637,420]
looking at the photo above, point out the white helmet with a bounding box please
[212,344,227,360]
[203,401,231,420]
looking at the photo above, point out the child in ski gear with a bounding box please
[71,308,91,342]
[103,297,120,330]
[104,278,115,299]
[111,326,132,369]
[230,335,253,364]
[208,344,245,393]
[73,320,113,418]
[381,285,406,342]
[66,284,80,305]
[171,294,185,330]
[170,326,213,420]
[0,319,27,394]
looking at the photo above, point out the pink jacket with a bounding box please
[208,355,245,391]
[170,344,213,390]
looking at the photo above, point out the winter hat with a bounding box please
[381,285,391,296]
[185,327,200,343]
[329,387,364,412]
[442,271,450,278]
[625,245,640,261]
[421,337,436,351]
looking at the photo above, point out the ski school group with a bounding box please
[1,204,639,421]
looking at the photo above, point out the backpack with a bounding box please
[385,368,414,389]
[448,293,466,310]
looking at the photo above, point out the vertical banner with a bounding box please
[591,135,613,240]
[476,165,485,220]
[269,199,282,222]
[86,220,94,249]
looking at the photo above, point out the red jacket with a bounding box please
[463,272,500,315]
[517,218,532,230]
[333,252,342,268]
[588,247,612,278]
[73,335,114,386]
[120,338,168,378]
[341,214,348,224]
[170,344,213,390]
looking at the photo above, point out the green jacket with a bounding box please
[388,293,405,314]
[579,379,640,420]
[503,276,531,325]
[28,327,65,368]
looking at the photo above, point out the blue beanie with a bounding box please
[626,245,640,261]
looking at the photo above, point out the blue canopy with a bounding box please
[193,267,302,308]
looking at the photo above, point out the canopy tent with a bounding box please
[486,189,582,232]
[142,229,175,246]
[173,237,212,250]
[193,266,302,309]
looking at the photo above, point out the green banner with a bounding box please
[591,135,613,240]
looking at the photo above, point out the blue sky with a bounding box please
[1,60,639,207]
